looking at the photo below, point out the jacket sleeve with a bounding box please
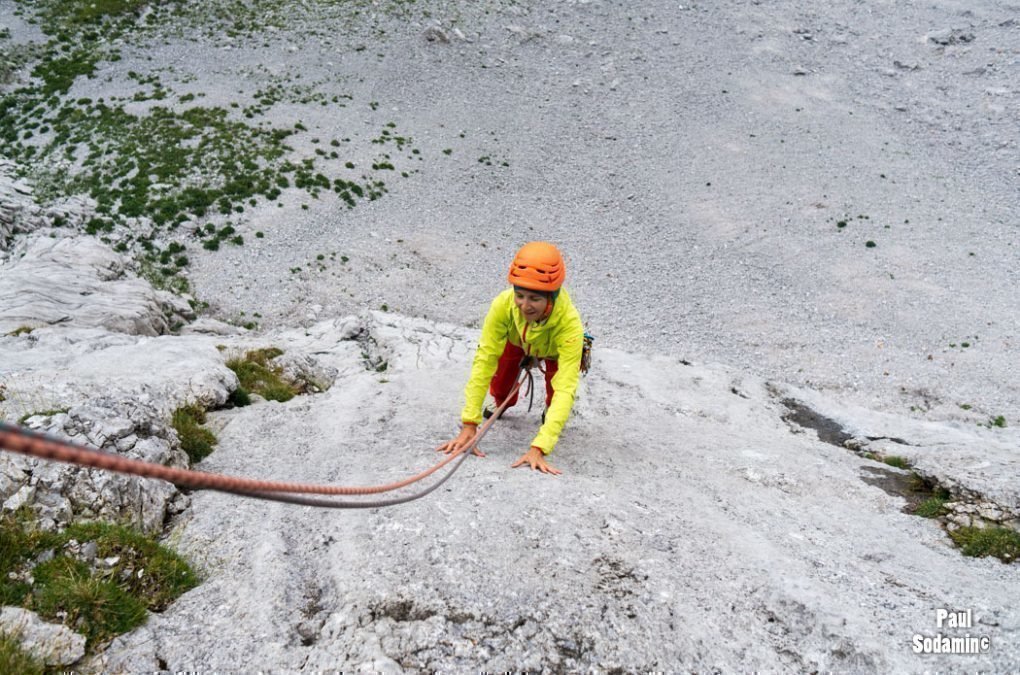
[530,317,584,454]
[460,293,510,425]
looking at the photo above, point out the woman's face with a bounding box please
[514,288,550,323]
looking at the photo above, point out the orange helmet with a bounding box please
[507,242,565,292]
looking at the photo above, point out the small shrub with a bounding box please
[6,326,34,337]
[990,415,1007,428]
[171,404,216,463]
[949,526,1020,563]
[227,387,251,407]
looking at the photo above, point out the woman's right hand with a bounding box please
[437,423,484,457]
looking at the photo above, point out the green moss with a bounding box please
[41,0,151,26]
[0,510,46,607]
[171,404,217,463]
[949,526,1020,563]
[2,0,427,300]
[6,326,34,337]
[31,48,99,95]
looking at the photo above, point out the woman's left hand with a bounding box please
[511,446,562,476]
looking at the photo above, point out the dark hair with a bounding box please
[514,286,560,303]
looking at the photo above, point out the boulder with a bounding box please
[0,606,86,666]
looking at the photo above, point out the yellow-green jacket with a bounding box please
[460,287,584,454]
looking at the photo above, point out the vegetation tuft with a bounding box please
[225,347,299,403]
[0,632,45,675]
[0,509,198,651]
[17,408,69,425]
[32,556,148,645]
[171,404,217,463]
[913,489,952,518]
[949,526,1020,563]
[882,455,912,470]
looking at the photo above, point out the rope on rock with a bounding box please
[0,372,526,508]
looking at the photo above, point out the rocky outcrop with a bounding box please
[0,205,337,534]
[0,233,173,336]
[4,401,191,533]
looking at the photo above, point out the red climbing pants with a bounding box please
[489,342,558,409]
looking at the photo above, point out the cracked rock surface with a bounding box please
[88,313,1020,672]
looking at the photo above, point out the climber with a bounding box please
[437,241,585,476]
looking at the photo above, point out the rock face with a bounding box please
[0,211,336,535]
[0,233,172,336]
[86,313,1020,672]
[0,311,347,533]
[4,402,191,533]
[0,606,87,666]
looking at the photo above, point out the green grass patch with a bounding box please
[914,494,951,519]
[225,348,299,403]
[170,404,217,463]
[882,455,911,470]
[0,510,197,651]
[6,326,35,337]
[61,522,198,610]
[0,632,45,675]
[17,408,69,425]
[949,526,1020,563]
[32,555,147,646]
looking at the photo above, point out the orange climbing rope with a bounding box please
[0,372,527,508]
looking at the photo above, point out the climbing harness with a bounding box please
[0,370,529,510]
